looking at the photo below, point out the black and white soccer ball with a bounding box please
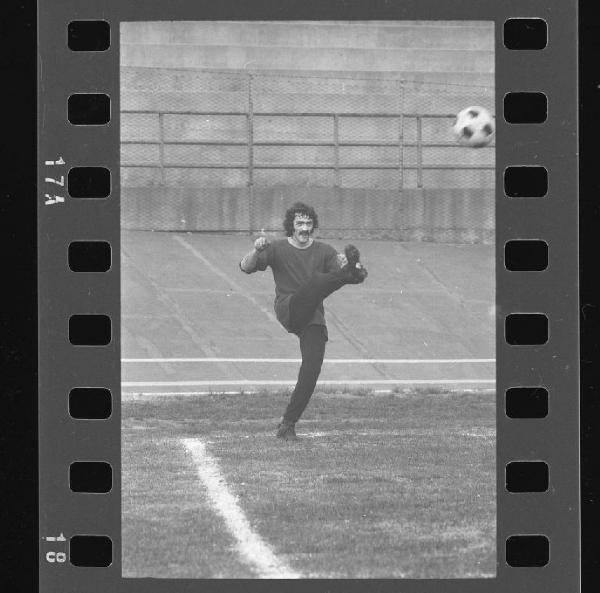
[452,106,495,148]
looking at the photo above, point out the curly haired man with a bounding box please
[239,202,368,441]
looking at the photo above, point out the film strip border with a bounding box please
[38,4,578,592]
[495,8,578,587]
[38,9,120,584]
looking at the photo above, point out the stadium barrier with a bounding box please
[121,69,494,243]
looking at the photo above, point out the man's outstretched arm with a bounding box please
[239,236,270,273]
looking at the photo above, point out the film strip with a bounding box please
[38,1,579,591]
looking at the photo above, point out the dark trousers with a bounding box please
[282,324,327,424]
[282,270,349,424]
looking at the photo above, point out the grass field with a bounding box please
[122,387,496,579]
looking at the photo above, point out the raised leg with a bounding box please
[288,245,367,334]
[288,270,349,334]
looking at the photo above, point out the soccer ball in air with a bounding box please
[452,106,495,148]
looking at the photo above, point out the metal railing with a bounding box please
[121,109,494,190]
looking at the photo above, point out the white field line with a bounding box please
[181,438,301,579]
[123,387,497,397]
[123,378,495,387]
[122,357,495,364]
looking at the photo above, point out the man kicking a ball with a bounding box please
[239,202,368,441]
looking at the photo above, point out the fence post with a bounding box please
[416,115,423,189]
[158,112,165,186]
[247,73,255,234]
[394,81,405,235]
[398,83,404,196]
[333,113,340,188]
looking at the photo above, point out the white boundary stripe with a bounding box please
[123,357,495,364]
[124,378,495,387]
[181,438,301,579]
[124,387,497,397]
[126,390,263,396]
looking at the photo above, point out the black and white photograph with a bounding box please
[120,20,496,579]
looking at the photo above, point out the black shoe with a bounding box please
[276,421,298,441]
[342,244,368,284]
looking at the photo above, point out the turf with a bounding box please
[122,389,496,578]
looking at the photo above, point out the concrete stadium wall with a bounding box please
[120,21,493,73]
[121,186,494,244]
[120,21,494,50]
[121,66,495,91]
[121,45,492,75]
[121,86,493,115]
[120,21,495,243]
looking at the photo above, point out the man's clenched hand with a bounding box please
[254,236,270,252]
